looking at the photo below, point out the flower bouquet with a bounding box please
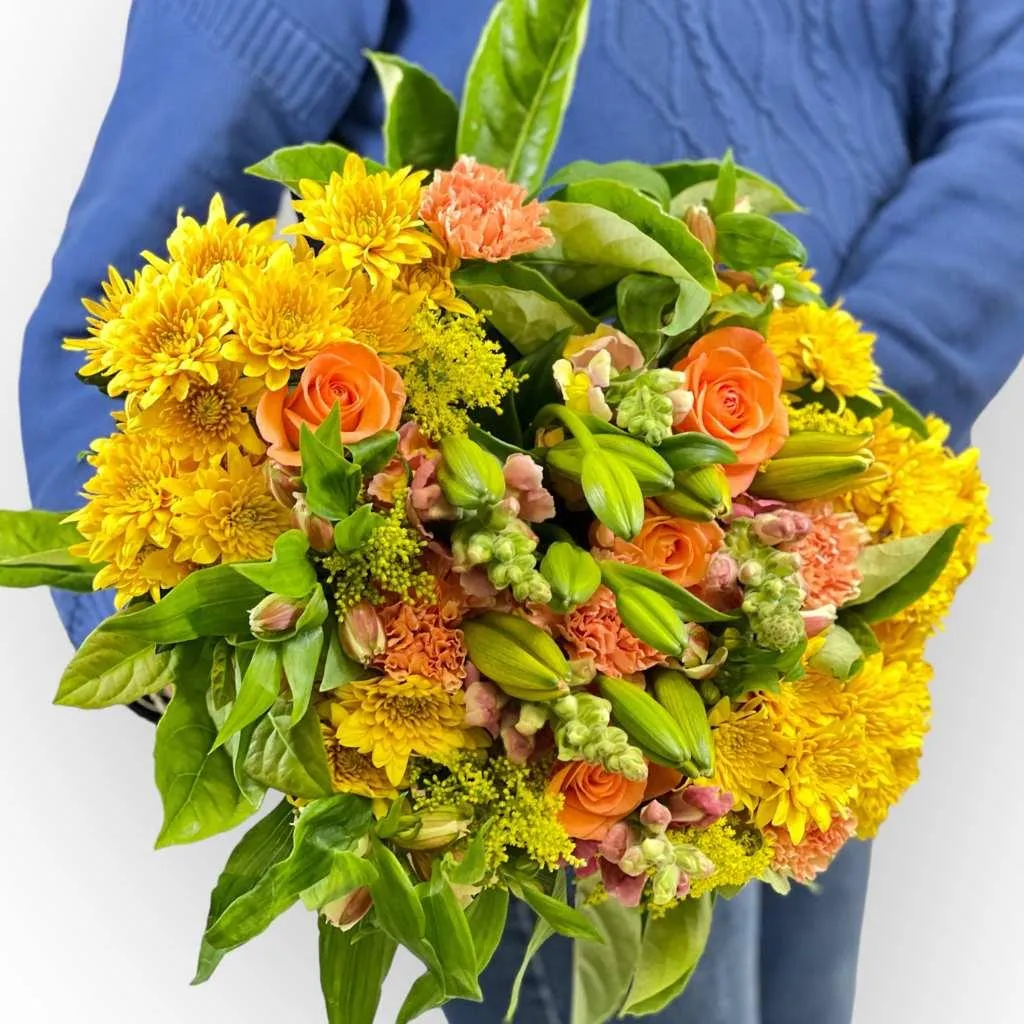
[0,1,989,1021]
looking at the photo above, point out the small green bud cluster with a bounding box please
[546,693,648,781]
[452,510,552,604]
[607,369,691,446]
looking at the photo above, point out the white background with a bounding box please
[0,3,1021,1023]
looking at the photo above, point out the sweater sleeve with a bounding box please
[19,0,386,646]
[834,0,1024,447]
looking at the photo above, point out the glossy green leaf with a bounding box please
[709,148,737,219]
[504,871,567,1022]
[546,160,671,207]
[838,610,881,656]
[367,51,458,171]
[421,881,481,999]
[368,838,429,951]
[808,624,864,681]
[458,0,591,192]
[333,504,384,553]
[244,698,333,799]
[615,273,678,358]
[348,430,400,477]
[245,142,382,192]
[715,211,807,270]
[99,564,265,642]
[193,800,295,984]
[231,530,317,598]
[0,509,94,590]
[319,625,366,691]
[213,641,282,749]
[658,158,803,215]
[319,919,397,1024]
[570,876,642,1024]
[519,883,603,942]
[282,625,325,724]
[848,386,930,439]
[623,894,713,1015]
[154,643,261,848]
[54,629,175,709]
[300,404,361,521]
[851,525,963,623]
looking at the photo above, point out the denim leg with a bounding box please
[760,839,872,1024]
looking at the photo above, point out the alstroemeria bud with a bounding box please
[291,494,335,552]
[321,886,372,931]
[249,593,304,640]
[339,600,385,664]
[684,205,718,256]
[265,460,300,509]
[394,808,471,851]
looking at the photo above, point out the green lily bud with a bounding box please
[546,434,675,495]
[671,464,732,519]
[540,541,602,613]
[437,435,506,510]
[612,587,688,656]
[776,430,874,459]
[657,431,737,474]
[651,669,715,776]
[580,449,645,540]
[749,454,877,502]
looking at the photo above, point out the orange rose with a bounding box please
[597,502,724,588]
[674,327,788,495]
[548,761,647,840]
[256,342,405,467]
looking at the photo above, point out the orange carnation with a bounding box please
[548,761,647,840]
[674,327,789,495]
[256,342,405,467]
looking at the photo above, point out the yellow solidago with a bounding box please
[341,272,424,361]
[404,309,519,439]
[145,193,276,280]
[93,542,191,610]
[411,755,576,873]
[220,240,351,390]
[166,447,290,564]
[125,362,264,463]
[69,430,179,566]
[100,263,230,408]
[329,674,473,786]
[290,153,432,284]
[669,817,774,900]
[766,301,881,407]
[320,712,398,799]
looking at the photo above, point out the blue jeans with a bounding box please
[444,841,872,1024]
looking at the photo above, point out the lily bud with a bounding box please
[339,600,386,664]
[540,541,602,613]
[437,436,506,510]
[249,593,304,640]
[291,494,335,552]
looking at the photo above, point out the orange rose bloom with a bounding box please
[256,342,405,467]
[597,503,724,588]
[674,327,788,495]
[548,761,647,840]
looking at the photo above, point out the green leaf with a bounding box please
[715,211,807,270]
[708,289,774,321]
[518,882,603,942]
[851,525,963,623]
[348,430,400,477]
[455,262,595,355]
[0,509,95,591]
[504,871,566,1023]
[657,159,803,215]
[838,610,881,655]
[546,160,671,207]
[300,404,361,520]
[334,505,384,553]
[368,837,429,951]
[282,625,325,725]
[420,881,481,999]
[709,148,738,219]
[203,794,374,953]
[245,142,382,192]
[615,273,678,359]
[54,629,175,709]
[623,895,713,1015]
[599,561,737,623]
[366,51,458,171]
[457,0,591,192]
[319,625,366,691]
[570,876,642,1024]
[319,919,397,1024]
[231,530,316,599]
[213,641,282,749]
[848,386,930,439]
[244,699,333,799]
[808,624,864,681]
[99,564,265,642]
[193,800,295,984]
[154,643,261,848]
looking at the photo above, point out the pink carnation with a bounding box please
[420,156,553,261]
[782,501,870,609]
[768,815,857,884]
[557,586,665,677]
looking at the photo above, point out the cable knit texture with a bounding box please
[19,0,1024,647]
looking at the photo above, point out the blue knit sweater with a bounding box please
[21,0,1024,644]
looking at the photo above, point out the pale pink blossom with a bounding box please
[502,453,555,523]
[666,785,733,829]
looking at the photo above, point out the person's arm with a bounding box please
[834,0,1024,446]
[20,0,386,645]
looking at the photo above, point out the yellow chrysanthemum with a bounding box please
[321,715,398,799]
[341,272,424,360]
[331,673,472,786]
[145,194,277,280]
[125,362,264,463]
[219,241,351,389]
[766,301,881,405]
[396,235,475,316]
[98,264,230,407]
[93,542,192,609]
[290,153,432,284]
[69,430,180,566]
[167,447,290,564]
